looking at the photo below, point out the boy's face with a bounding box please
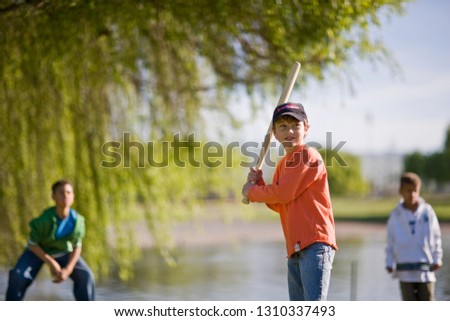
[52,183,74,208]
[399,183,420,209]
[273,117,308,152]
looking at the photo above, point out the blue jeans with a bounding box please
[287,242,335,301]
[6,249,95,301]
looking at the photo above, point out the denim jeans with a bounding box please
[287,242,335,301]
[6,249,95,301]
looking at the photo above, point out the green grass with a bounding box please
[198,193,450,223]
[331,196,396,222]
[424,193,450,221]
[332,194,450,222]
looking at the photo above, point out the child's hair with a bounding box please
[273,115,310,129]
[51,179,73,194]
[400,172,421,189]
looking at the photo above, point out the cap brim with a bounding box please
[274,112,306,122]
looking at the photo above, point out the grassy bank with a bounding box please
[197,194,450,223]
[331,196,396,223]
[331,193,450,223]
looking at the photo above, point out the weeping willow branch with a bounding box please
[0,0,408,278]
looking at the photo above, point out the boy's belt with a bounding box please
[396,262,432,271]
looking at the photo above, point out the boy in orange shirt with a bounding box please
[242,102,337,301]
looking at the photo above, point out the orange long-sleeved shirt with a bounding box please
[248,144,337,257]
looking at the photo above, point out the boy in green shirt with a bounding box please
[6,179,95,300]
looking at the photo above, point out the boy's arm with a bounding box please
[28,244,62,279]
[429,206,443,269]
[54,213,85,282]
[54,246,82,283]
[248,150,323,204]
[385,213,396,272]
[28,217,63,278]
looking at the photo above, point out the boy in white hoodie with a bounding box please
[385,172,443,300]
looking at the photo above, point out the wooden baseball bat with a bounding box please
[242,61,301,204]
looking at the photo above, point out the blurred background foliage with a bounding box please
[403,126,450,191]
[320,150,370,196]
[0,0,408,279]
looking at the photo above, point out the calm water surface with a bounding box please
[1,229,449,301]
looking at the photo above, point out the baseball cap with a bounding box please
[272,102,308,124]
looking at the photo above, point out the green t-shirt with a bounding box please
[28,207,85,255]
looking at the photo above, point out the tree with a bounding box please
[403,125,450,190]
[0,0,408,279]
[403,151,427,177]
[320,150,370,196]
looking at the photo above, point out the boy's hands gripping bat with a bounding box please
[242,62,301,204]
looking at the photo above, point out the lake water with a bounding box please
[1,223,449,301]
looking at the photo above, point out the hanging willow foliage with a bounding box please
[0,0,407,279]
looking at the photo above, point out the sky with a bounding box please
[218,0,450,156]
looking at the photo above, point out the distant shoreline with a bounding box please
[133,219,450,249]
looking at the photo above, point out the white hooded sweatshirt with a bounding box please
[385,197,443,283]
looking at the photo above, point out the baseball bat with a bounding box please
[242,61,301,204]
